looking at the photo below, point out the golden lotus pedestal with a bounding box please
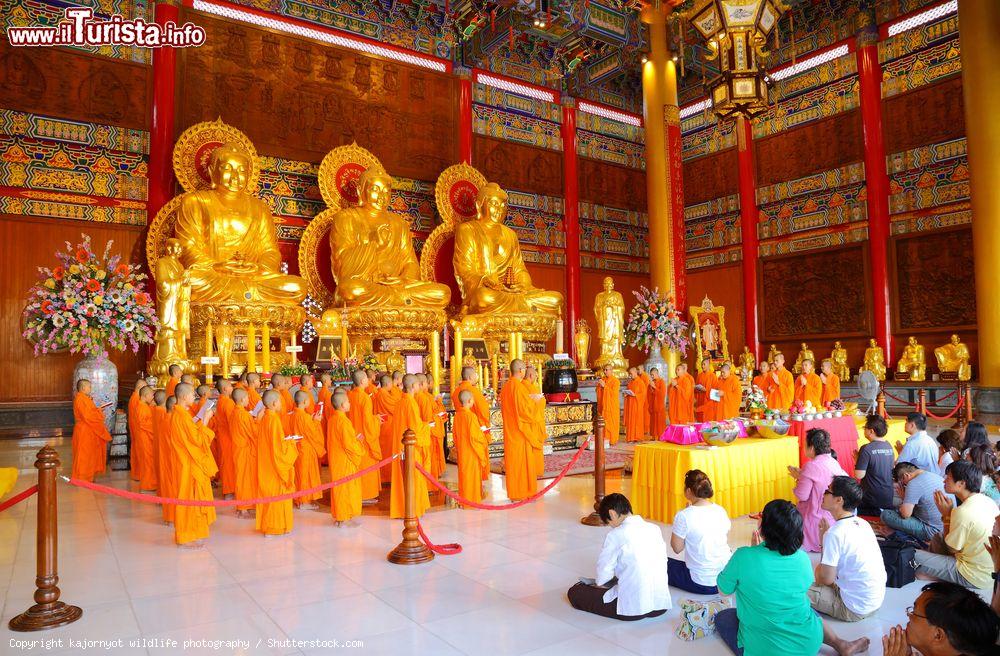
[186,303,306,379]
[451,312,557,391]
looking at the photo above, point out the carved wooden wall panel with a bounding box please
[754,110,863,187]
[473,136,563,198]
[760,245,870,339]
[0,41,150,129]
[884,76,965,155]
[578,157,647,210]
[177,10,458,179]
[682,148,738,206]
[892,227,976,330]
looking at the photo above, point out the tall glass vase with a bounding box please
[72,351,118,433]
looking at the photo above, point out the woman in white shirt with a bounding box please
[669,469,732,594]
[567,493,671,620]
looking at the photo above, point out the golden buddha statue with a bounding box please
[767,344,779,364]
[174,142,306,305]
[452,182,563,318]
[574,318,591,371]
[934,334,971,381]
[859,338,886,381]
[593,276,628,376]
[329,168,450,309]
[831,341,850,381]
[896,336,926,381]
[149,238,194,376]
[793,342,814,374]
[384,348,405,373]
[738,346,755,380]
[463,347,478,368]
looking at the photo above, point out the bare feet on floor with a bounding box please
[833,636,870,656]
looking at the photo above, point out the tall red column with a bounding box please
[736,116,760,360]
[561,98,581,359]
[147,0,180,222]
[856,18,893,365]
[457,67,473,164]
[665,106,687,311]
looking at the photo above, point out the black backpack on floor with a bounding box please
[878,534,917,588]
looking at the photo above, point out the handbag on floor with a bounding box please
[878,534,916,588]
[675,597,731,641]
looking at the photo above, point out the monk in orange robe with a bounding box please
[273,375,295,432]
[752,361,771,396]
[346,371,382,502]
[766,353,795,411]
[70,379,112,482]
[499,360,544,502]
[297,374,318,415]
[289,391,326,508]
[648,368,668,437]
[229,388,258,518]
[327,392,367,524]
[135,387,158,492]
[153,391,175,522]
[318,373,334,428]
[256,390,298,536]
[706,363,742,421]
[454,367,491,428]
[416,374,446,478]
[170,383,218,547]
[128,377,147,480]
[638,369,653,437]
[246,372,263,413]
[210,380,236,497]
[373,375,400,484]
[389,375,431,519]
[694,359,717,423]
[820,359,841,407]
[453,389,490,504]
[164,364,182,400]
[668,363,696,424]
[524,366,547,475]
[624,368,647,442]
[597,364,621,444]
[794,358,823,409]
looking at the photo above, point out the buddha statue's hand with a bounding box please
[215,257,259,276]
[377,273,402,286]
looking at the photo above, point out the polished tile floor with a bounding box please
[0,436,961,655]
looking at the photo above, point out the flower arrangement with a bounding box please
[22,235,157,358]
[482,385,498,408]
[624,286,690,354]
[278,363,310,377]
[330,356,361,380]
[789,400,805,415]
[742,384,767,411]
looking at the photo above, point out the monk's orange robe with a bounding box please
[752,374,769,395]
[668,373,695,424]
[170,407,217,545]
[649,377,668,437]
[694,370,717,422]
[431,394,448,476]
[373,388,401,484]
[135,402,158,491]
[278,389,295,432]
[794,372,823,409]
[707,375,743,421]
[247,387,262,412]
[165,378,179,399]
[524,380,547,474]
[71,392,111,482]
[154,406,175,522]
[347,387,382,500]
[499,377,544,501]
[388,394,431,519]
[299,388,317,415]
[128,388,142,480]
[766,367,794,411]
[256,409,297,535]
[318,387,333,431]
[327,410,366,522]
[624,377,647,443]
[453,381,492,479]
[598,376,621,444]
[288,408,326,504]
[453,407,489,504]
[416,392,444,478]
[210,395,236,496]
[229,405,258,512]
[821,373,841,407]
[638,372,652,435]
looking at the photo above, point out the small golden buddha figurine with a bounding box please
[452,182,563,317]
[793,342,814,374]
[934,334,971,381]
[831,341,850,382]
[385,348,405,373]
[738,346,755,380]
[767,344,779,364]
[462,347,478,368]
[859,338,886,381]
[174,142,307,304]
[574,318,591,371]
[896,336,926,381]
[592,276,628,375]
[150,238,192,371]
[329,168,451,309]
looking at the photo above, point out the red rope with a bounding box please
[416,518,462,555]
[883,390,917,406]
[62,454,398,507]
[928,389,958,405]
[0,485,38,513]
[925,397,964,420]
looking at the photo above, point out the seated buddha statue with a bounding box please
[830,341,850,382]
[896,336,926,381]
[859,338,886,381]
[174,142,306,305]
[329,168,450,309]
[793,342,814,374]
[453,182,563,317]
[935,334,971,381]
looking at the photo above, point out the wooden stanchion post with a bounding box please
[582,405,606,526]
[918,388,927,415]
[9,447,81,631]
[954,382,973,430]
[876,385,887,419]
[388,430,433,565]
[967,383,975,425]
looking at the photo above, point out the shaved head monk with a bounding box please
[648,368,668,437]
[71,379,112,482]
[668,363,695,425]
[415,373,445,479]
[246,372,263,410]
[213,379,237,498]
[229,387,257,519]
[624,367,647,443]
[694,358,716,423]
[453,388,490,504]
[347,369,382,502]
[767,353,794,411]
[707,363,742,421]
[135,386,157,492]
[598,364,621,444]
[129,377,149,480]
[500,359,544,502]
[289,389,326,509]
[820,359,840,407]
[454,366,491,432]
[256,389,297,536]
[374,374,400,484]
[166,364,182,398]
[795,358,823,409]
[327,392,366,525]
[388,374,432,519]
[170,383,218,548]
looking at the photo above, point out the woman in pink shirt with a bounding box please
[789,428,848,552]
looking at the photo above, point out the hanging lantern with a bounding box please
[687,0,789,119]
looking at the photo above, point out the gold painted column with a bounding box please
[961,0,1000,405]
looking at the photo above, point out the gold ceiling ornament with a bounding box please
[420,162,488,283]
[686,0,790,119]
[296,206,340,309]
[317,142,384,209]
[171,118,259,193]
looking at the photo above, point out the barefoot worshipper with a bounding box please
[170,383,217,548]
[256,389,298,537]
[453,389,490,505]
[288,390,326,510]
[327,392,366,525]
[346,369,382,503]
[500,359,544,502]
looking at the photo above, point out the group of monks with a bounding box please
[748,353,841,412]
[596,364,669,444]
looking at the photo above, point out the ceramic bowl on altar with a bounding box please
[834,411,843,417]
[700,422,740,447]
[824,411,834,418]
[805,413,815,421]
[791,414,803,421]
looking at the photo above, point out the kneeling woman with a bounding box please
[669,469,732,594]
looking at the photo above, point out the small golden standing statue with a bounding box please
[793,342,815,374]
[859,338,886,381]
[738,346,755,381]
[830,341,850,382]
[935,334,972,381]
[384,349,405,373]
[896,336,926,382]
[767,344,779,365]
[574,318,591,371]
[150,238,193,377]
[593,276,628,377]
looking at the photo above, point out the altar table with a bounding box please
[658,419,749,446]
[632,437,799,523]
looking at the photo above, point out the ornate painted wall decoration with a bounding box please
[757,183,867,241]
[576,111,642,143]
[752,75,859,139]
[685,248,742,271]
[581,253,648,274]
[889,156,968,215]
[681,114,736,159]
[890,206,970,237]
[685,212,741,253]
[773,52,857,100]
[756,161,866,205]
[879,11,958,62]
[576,130,644,169]
[473,84,562,121]
[882,37,960,98]
[758,225,869,257]
[472,104,562,150]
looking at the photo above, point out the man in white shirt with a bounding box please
[568,493,671,620]
[896,413,938,474]
[810,476,887,625]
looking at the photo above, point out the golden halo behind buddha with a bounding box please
[317,142,384,208]
[171,118,259,193]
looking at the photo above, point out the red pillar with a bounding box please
[147,0,180,222]
[457,67,473,164]
[736,116,760,360]
[665,107,687,311]
[562,99,581,360]
[856,22,893,365]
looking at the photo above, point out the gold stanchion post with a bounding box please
[581,407,606,526]
[387,430,434,565]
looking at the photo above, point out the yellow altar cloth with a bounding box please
[632,437,799,523]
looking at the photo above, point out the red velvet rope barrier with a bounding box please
[924,396,964,420]
[929,389,958,405]
[416,518,462,555]
[61,454,398,507]
[0,485,38,513]
[883,390,917,406]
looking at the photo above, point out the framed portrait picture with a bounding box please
[689,295,730,372]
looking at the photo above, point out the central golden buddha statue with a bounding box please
[453,182,563,317]
[329,168,450,308]
[174,142,306,304]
